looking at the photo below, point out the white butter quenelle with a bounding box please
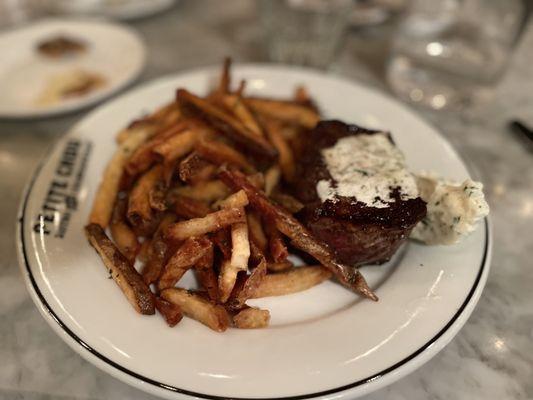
[411,173,490,245]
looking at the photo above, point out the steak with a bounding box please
[293,120,426,266]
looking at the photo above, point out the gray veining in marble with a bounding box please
[0,1,532,400]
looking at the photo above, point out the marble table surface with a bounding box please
[1,1,532,399]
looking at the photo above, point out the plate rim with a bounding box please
[16,65,492,400]
[0,18,146,119]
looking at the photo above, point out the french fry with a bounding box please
[152,129,199,165]
[89,128,152,228]
[141,214,176,285]
[216,190,249,209]
[138,238,151,264]
[161,288,230,332]
[110,194,139,264]
[270,191,304,214]
[177,89,277,157]
[218,260,239,303]
[218,191,250,303]
[252,266,331,298]
[158,237,212,290]
[154,296,183,327]
[171,195,211,219]
[195,138,255,173]
[125,121,188,177]
[244,98,319,129]
[212,228,232,260]
[221,94,263,137]
[247,212,267,253]
[233,307,270,329]
[166,207,245,241]
[227,256,267,310]
[127,165,164,229]
[116,121,156,145]
[194,243,218,301]
[85,223,155,314]
[235,79,246,97]
[219,168,378,301]
[218,57,231,94]
[268,260,294,272]
[178,152,216,183]
[265,221,288,263]
[264,118,295,181]
[264,165,280,196]
[172,180,230,203]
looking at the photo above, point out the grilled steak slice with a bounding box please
[293,120,426,266]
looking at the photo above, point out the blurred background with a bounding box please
[0,1,532,400]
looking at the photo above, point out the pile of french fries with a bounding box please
[85,59,376,332]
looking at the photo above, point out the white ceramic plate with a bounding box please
[0,19,145,119]
[17,65,491,400]
[49,0,177,21]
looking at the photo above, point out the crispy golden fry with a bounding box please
[85,223,155,314]
[161,288,230,332]
[166,207,245,241]
[218,259,238,303]
[152,129,199,165]
[219,169,378,301]
[141,214,176,285]
[217,191,251,302]
[110,194,139,264]
[116,121,156,145]
[158,237,212,290]
[270,192,304,214]
[233,307,270,329]
[216,190,249,209]
[264,118,295,182]
[252,266,331,298]
[212,227,232,260]
[89,128,152,228]
[138,238,152,264]
[218,57,231,94]
[171,195,211,219]
[172,180,230,203]
[178,152,216,184]
[221,94,263,137]
[177,89,277,157]
[264,165,280,196]
[265,221,288,263]
[196,138,255,173]
[194,243,218,301]
[247,212,267,253]
[235,79,246,96]
[125,122,188,177]
[245,98,319,129]
[117,102,180,144]
[267,260,294,272]
[154,296,183,327]
[227,256,267,311]
[127,165,164,228]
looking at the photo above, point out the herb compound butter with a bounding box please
[316,133,419,208]
[410,174,489,245]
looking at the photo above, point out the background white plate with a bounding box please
[17,65,491,400]
[0,19,145,118]
[49,0,178,21]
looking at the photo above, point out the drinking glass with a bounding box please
[259,0,353,69]
[386,0,524,110]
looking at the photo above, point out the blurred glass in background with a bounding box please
[387,0,525,111]
[259,0,353,69]
[0,0,41,29]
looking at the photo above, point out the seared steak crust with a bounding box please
[293,120,426,266]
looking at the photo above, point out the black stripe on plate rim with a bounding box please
[18,147,490,400]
